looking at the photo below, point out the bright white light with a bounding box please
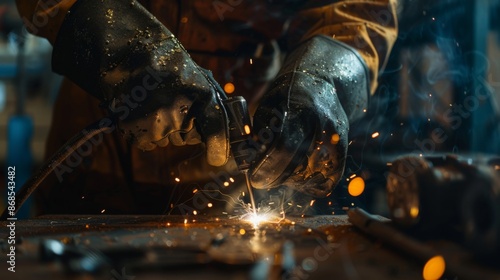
[244,213,270,227]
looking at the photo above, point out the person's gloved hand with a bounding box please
[51,0,229,166]
[250,35,370,196]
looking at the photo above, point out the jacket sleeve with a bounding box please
[16,0,77,44]
[287,0,399,94]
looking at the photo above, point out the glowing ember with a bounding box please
[423,256,445,280]
[207,203,213,208]
[371,132,380,138]
[244,125,251,135]
[410,206,419,218]
[224,82,235,94]
[175,177,180,182]
[184,218,188,224]
[348,177,365,197]
[223,181,230,187]
[330,133,340,144]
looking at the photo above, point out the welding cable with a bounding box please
[0,118,115,220]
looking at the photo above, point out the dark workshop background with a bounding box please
[0,0,499,217]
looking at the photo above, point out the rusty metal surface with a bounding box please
[1,215,499,279]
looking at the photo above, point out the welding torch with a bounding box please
[221,96,258,215]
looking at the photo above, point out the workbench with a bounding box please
[1,214,499,279]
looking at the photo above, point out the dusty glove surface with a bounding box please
[52,0,229,166]
[250,35,369,197]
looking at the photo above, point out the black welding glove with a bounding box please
[250,35,369,197]
[51,0,229,166]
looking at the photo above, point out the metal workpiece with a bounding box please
[2,215,500,279]
[0,215,340,280]
[386,154,500,256]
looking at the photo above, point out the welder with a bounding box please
[16,0,398,215]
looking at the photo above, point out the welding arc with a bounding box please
[0,119,114,220]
